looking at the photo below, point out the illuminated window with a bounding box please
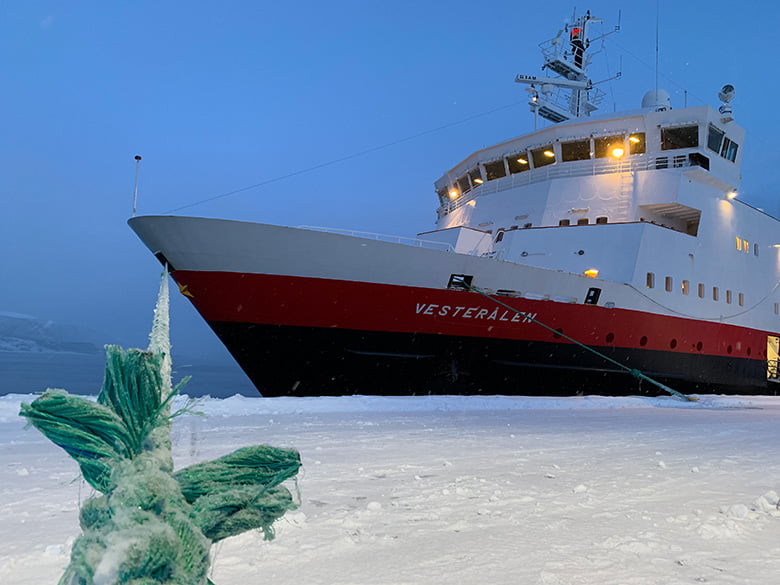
[561,140,591,162]
[665,276,673,292]
[736,236,742,250]
[713,286,719,301]
[457,175,471,195]
[594,135,625,158]
[726,290,733,304]
[646,272,655,289]
[698,283,705,298]
[628,133,646,155]
[531,144,556,168]
[468,167,483,187]
[661,125,699,150]
[507,152,530,174]
[484,160,507,181]
[738,292,744,306]
[743,239,750,253]
[682,280,690,295]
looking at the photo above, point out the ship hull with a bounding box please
[129,216,775,397]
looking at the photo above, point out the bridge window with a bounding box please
[531,145,556,168]
[457,175,471,195]
[721,137,739,162]
[707,124,725,153]
[561,139,591,162]
[484,159,507,181]
[507,152,530,174]
[661,125,699,150]
[629,133,646,154]
[594,135,625,158]
[468,167,483,187]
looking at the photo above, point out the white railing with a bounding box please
[298,226,454,252]
[438,153,697,218]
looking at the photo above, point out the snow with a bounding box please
[2,391,780,584]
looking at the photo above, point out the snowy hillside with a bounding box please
[0,312,100,354]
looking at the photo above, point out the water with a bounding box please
[0,351,258,398]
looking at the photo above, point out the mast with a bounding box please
[515,11,619,125]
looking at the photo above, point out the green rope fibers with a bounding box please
[20,298,301,585]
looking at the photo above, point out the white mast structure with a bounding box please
[515,11,620,128]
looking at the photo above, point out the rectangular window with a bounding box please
[661,125,699,150]
[682,280,690,295]
[698,283,705,298]
[775,302,779,315]
[726,290,733,304]
[457,175,471,195]
[484,160,507,181]
[736,236,742,250]
[531,145,556,168]
[665,276,673,292]
[707,124,725,153]
[743,239,750,253]
[596,216,608,224]
[738,292,744,307]
[754,243,760,256]
[561,140,591,162]
[577,218,589,226]
[721,137,739,162]
[713,286,719,301]
[507,152,530,174]
[594,135,625,158]
[559,219,570,226]
[646,272,655,289]
[628,133,646,154]
[468,168,483,188]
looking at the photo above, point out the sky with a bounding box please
[2,1,780,360]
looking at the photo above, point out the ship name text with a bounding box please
[415,303,537,323]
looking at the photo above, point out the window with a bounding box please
[436,186,450,204]
[559,219,570,226]
[646,272,655,289]
[738,292,745,306]
[531,145,556,168]
[523,222,533,229]
[743,239,750,253]
[596,216,608,224]
[457,175,471,195]
[665,276,673,292]
[484,160,507,181]
[698,283,705,298]
[707,124,725,153]
[577,218,589,226]
[594,135,625,158]
[661,125,699,150]
[507,152,530,174]
[736,236,742,250]
[468,167,483,188]
[561,140,591,161]
[494,231,504,243]
[754,243,760,256]
[774,302,779,315]
[629,133,646,154]
[713,286,719,301]
[726,290,733,304]
[682,280,690,295]
[721,137,739,162]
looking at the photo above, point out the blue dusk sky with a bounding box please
[1,1,779,362]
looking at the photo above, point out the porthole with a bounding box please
[727,345,733,354]
[670,339,678,349]
[606,332,615,343]
[696,341,703,351]
[639,336,648,347]
[747,347,752,356]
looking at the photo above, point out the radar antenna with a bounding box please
[515,11,620,127]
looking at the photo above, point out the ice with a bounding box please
[2,392,780,584]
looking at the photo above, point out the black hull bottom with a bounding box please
[208,322,772,397]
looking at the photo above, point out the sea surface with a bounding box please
[0,351,257,397]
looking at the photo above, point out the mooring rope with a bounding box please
[461,281,696,402]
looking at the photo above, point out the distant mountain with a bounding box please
[0,312,101,354]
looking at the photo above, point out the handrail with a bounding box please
[298,225,454,252]
[438,153,697,218]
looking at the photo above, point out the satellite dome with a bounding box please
[641,88,672,111]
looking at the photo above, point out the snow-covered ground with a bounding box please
[2,392,780,584]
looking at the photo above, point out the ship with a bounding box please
[130,12,780,397]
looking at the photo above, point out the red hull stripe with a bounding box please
[174,270,769,362]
